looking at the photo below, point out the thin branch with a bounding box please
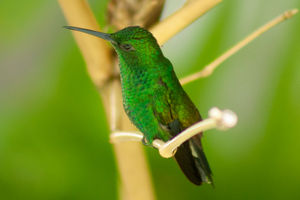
[111,107,238,158]
[150,0,222,45]
[180,9,299,85]
[155,107,237,158]
[110,131,143,143]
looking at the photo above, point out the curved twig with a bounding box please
[180,9,299,85]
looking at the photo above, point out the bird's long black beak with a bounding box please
[64,26,113,42]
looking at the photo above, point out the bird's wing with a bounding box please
[151,76,182,137]
[152,72,201,137]
[151,75,212,185]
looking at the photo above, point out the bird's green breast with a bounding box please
[118,54,201,144]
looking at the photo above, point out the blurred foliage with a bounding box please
[0,0,299,200]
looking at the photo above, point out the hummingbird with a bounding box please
[65,26,212,185]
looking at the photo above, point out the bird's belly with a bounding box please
[121,85,164,142]
[122,87,150,125]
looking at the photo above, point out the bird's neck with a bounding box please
[118,54,149,85]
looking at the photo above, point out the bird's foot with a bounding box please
[142,136,152,146]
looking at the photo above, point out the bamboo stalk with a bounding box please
[150,0,222,45]
[180,9,299,85]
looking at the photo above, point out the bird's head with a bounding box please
[64,26,162,63]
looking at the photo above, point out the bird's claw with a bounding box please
[142,136,151,146]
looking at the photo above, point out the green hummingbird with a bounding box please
[65,26,212,185]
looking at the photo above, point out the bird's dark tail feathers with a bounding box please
[174,135,212,185]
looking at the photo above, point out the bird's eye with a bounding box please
[120,43,135,52]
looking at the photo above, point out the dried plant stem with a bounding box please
[180,9,299,85]
[58,1,155,200]
[150,0,222,45]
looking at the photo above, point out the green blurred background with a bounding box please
[1,0,299,199]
